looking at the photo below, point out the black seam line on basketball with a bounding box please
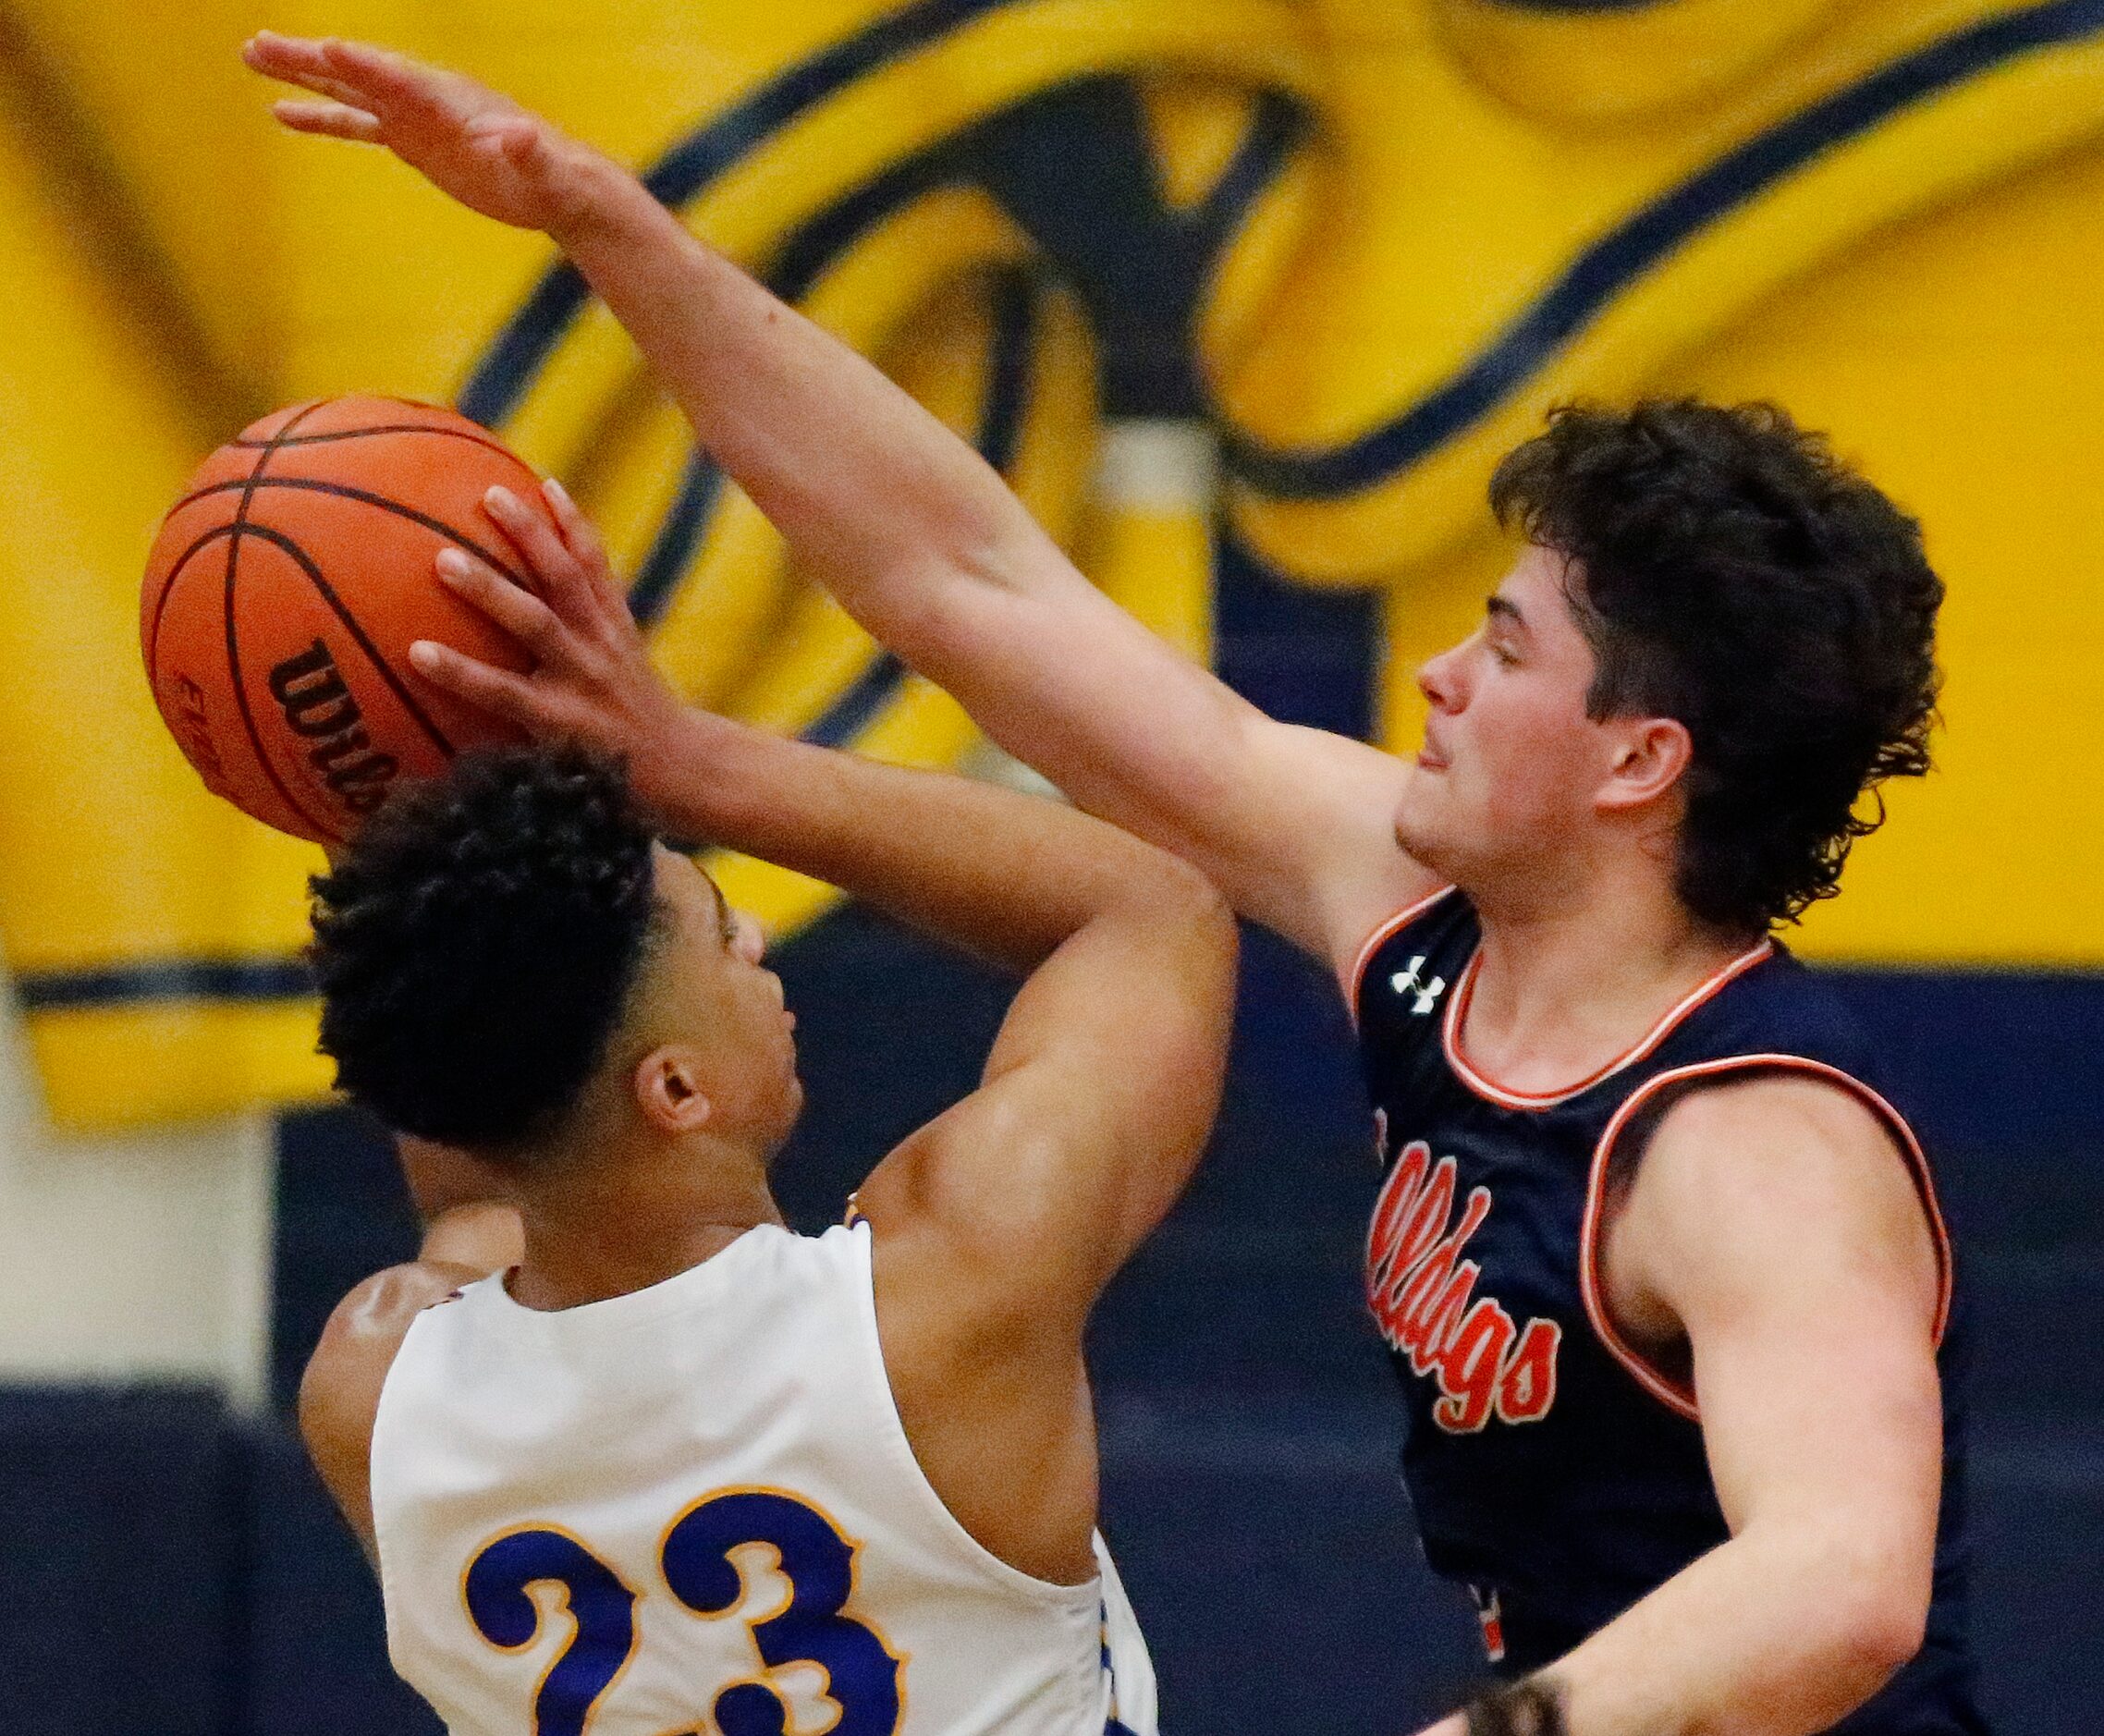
[145,413,338,697]
[1221,0,2104,498]
[145,521,244,694]
[159,477,531,589]
[458,0,1046,428]
[14,958,314,1011]
[232,521,459,759]
[229,422,525,462]
[223,403,340,844]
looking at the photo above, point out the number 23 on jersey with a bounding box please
[462,1487,903,1736]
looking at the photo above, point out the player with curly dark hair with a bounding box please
[250,36,1984,1736]
[296,710,1235,1729]
[1486,399,1943,937]
[309,743,667,1151]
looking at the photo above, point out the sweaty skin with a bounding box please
[248,36,1946,1735]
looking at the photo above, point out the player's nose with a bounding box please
[1417,642,1466,713]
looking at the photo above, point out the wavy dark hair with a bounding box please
[307,744,662,1154]
[1490,400,1943,935]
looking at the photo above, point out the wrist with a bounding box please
[1459,1678,1569,1736]
[626,704,774,841]
[543,145,651,252]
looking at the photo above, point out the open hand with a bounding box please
[242,32,609,237]
[408,481,694,808]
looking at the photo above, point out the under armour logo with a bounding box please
[1390,956,1446,1015]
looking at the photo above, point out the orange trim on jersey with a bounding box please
[1442,939,1775,1111]
[1344,885,1460,1017]
[1577,1054,1957,1424]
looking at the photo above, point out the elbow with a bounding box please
[1114,848,1237,992]
[1801,1560,1931,1723]
[1739,1516,1934,1730]
[1837,1582,1929,1684]
[1142,850,1236,939]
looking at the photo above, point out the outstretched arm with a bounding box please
[242,32,1435,974]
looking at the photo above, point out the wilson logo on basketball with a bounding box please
[1365,1140,1560,1434]
[268,639,399,815]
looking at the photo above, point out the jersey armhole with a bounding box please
[365,1296,447,1674]
[1343,885,1458,1020]
[843,1220,1108,1611]
[1578,1055,1956,1424]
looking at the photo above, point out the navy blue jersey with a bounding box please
[1352,889,1985,1734]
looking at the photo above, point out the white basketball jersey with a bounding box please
[369,1220,1157,1736]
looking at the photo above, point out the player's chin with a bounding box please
[770,1071,804,1145]
[1391,790,1446,864]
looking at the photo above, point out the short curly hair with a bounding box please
[307,744,662,1153]
[1489,400,1943,935]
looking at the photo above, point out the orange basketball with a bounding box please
[141,396,555,846]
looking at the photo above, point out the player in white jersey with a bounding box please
[296,486,1235,1734]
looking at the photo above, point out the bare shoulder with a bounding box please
[299,1258,487,1556]
[857,1131,1102,1586]
[1623,1071,1942,1326]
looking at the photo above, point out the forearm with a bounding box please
[1446,1528,1917,1736]
[553,157,1037,630]
[546,154,1403,955]
[644,705,1194,972]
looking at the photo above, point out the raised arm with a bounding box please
[395,445,1238,1583]
[241,32,1435,974]
[411,471,1235,1281]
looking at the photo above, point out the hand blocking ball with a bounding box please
[141,397,555,845]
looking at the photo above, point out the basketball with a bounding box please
[141,396,555,845]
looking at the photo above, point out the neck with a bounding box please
[1461,853,1759,1094]
[506,1126,785,1312]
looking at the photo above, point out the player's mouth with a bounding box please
[1416,739,1449,772]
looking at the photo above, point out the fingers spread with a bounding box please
[435,546,565,658]
[538,478,631,616]
[407,641,539,727]
[482,486,597,623]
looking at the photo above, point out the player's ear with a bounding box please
[1596,715,1692,814]
[632,1046,714,1134]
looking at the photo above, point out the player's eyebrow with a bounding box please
[1486,594,1528,635]
[705,873,733,947]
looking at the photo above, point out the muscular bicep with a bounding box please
[1623,1078,1945,1590]
[901,548,1436,971]
[858,862,1236,1334]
